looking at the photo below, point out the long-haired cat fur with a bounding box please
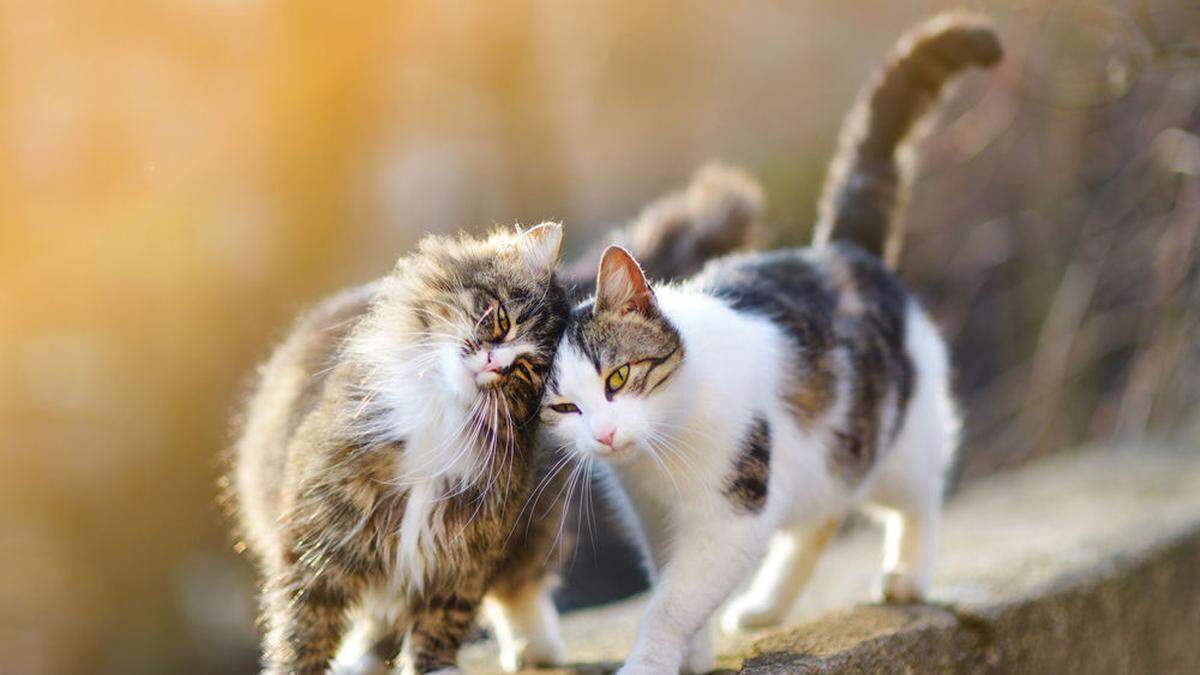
[234,224,571,675]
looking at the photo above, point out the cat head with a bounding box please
[541,246,685,463]
[350,222,569,436]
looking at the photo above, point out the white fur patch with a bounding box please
[342,280,504,594]
[543,286,959,670]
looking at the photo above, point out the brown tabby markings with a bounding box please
[822,247,914,485]
[260,368,554,674]
[634,345,683,397]
[560,296,685,400]
[784,354,837,430]
[230,226,571,674]
[724,415,772,514]
[693,243,915,489]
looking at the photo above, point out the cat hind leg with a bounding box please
[721,518,840,632]
[483,576,566,673]
[866,365,954,602]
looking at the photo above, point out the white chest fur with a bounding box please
[386,387,489,593]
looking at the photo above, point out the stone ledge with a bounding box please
[463,446,1200,673]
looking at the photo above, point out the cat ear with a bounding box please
[595,245,657,316]
[516,221,563,273]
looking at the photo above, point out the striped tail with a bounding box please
[812,13,1002,269]
[565,162,763,296]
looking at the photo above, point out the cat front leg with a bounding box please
[483,577,565,672]
[683,625,715,675]
[865,405,950,604]
[619,484,714,672]
[330,613,400,675]
[260,569,354,675]
[618,515,771,675]
[877,506,938,603]
[485,466,569,673]
[400,589,485,675]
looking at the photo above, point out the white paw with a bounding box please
[615,665,659,675]
[682,637,715,674]
[498,633,566,672]
[331,652,390,675]
[880,570,927,604]
[721,596,787,633]
[394,662,459,675]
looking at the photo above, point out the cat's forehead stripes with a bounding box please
[563,300,684,396]
[628,344,682,397]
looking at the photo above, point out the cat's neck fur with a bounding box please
[345,281,495,488]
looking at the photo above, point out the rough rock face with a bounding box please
[463,446,1200,673]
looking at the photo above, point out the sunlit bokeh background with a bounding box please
[2,1,1197,673]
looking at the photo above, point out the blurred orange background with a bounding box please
[1,1,1197,673]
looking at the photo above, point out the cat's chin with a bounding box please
[441,362,488,407]
[474,371,503,388]
[594,442,637,464]
[440,378,480,410]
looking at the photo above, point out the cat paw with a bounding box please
[331,652,390,675]
[682,636,715,674]
[721,597,786,633]
[880,570,927,604]
[393,662,460,675]
[498,634,566,672]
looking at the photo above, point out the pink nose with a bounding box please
[595,430,615,447]
[481,351,502,372]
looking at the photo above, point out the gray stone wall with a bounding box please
[464,447,1200,673]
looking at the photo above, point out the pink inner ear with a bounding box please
[623,288,654,315]
[597,245,656,314]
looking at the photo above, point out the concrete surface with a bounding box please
[462,446,1200,673]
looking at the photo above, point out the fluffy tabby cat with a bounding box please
[227,168,762,675]
[540,15,1001,674]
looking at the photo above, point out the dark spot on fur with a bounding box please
[298,580,352,609]
[787,356,837,428]
[824,244,915,484]
[698,243,915,487]
[724,416,771,514]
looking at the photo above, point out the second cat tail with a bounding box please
[564,162,764,296]
[812,13,1002,269]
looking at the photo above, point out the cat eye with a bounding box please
[494,303,511,339]
[606,364,630,395]
[549,402,580,414]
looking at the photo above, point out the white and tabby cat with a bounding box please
[539,15,1001,674]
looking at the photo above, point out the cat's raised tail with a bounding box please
[812,13,1002,269]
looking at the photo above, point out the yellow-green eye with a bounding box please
[495,303,510,338]
[606,364,630,394]
[550,402,580,414]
